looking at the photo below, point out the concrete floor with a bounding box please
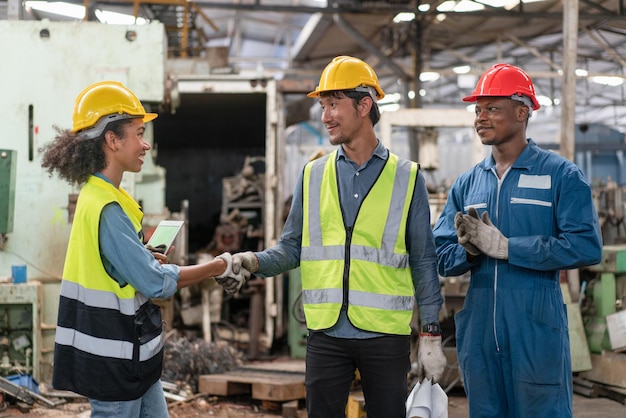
[447,390,626,418]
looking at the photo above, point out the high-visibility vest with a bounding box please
[300,150,418,335]
[53,175,164,401]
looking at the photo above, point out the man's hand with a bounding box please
[463,207,508,259]
[215,252,251,294]
[454,211,481,256]
[232,251,259,274]
[416,333,447,383]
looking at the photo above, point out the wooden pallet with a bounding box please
[198,369,305,402]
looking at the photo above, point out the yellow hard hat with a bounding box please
[307,56,385,99]
[72,81,158,137]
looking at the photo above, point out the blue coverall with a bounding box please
[433,139,602,418]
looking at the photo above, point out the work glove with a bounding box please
[416,333,447,383]
[232,251,259,274]
[454,211,481,257]
[214,252,251,294]
[463,207,509,260]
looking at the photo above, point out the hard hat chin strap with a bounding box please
[78,113,138,139]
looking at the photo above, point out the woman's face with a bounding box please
[111,118,151,173]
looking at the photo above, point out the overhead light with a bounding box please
[575,69,588,77]
[438,0,485,12]
[380,103,401,113]
[457,73,477,88]
[536,95,553,107]
[479,0,518,7]
[455,0,486,12]
[418,4,431,12]
[420,72,440,82]
[453,65,471,74]
[478,0,547,10]
[437,1,456,12]
[378,92,401,106]
[590,76,624,86]
[393,12,415,23]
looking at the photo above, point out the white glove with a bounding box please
[232,251,259,274]
[416,334,447,383]
[454,211,481,256]
[215,252,251,294]
[463,207,508,260]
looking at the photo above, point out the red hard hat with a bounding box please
[463,63,540,110]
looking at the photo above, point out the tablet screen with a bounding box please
[146,220,184,253]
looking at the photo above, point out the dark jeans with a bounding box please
[305,331,411,418]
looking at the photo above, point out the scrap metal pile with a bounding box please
[162,331,244,393]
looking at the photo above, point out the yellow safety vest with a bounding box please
[300,150,418,335]
[53,175,164,401]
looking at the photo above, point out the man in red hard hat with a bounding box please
[433,64,602,417]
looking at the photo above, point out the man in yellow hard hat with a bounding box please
[214,56,445,418]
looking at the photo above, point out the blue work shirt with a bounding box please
[96,173,180,299]
[255,140,442,338]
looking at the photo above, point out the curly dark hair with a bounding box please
[40,119,133,186]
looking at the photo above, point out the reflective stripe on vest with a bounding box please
[301,150,418,334]
[55,325,162,362]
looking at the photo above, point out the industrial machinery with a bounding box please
[0,18,295,380]
[0,20,167,383]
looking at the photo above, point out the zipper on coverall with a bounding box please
[492,168,507,353]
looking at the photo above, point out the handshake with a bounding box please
[214,251,259,294]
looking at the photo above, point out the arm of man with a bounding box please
[254,168,306,277]
[408,172,443,325]
[410,172,447,382]
[432,176,478,277]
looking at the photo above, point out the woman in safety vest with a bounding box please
[40,81,246,418]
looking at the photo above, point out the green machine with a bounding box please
[583,245,626,353]
[0,149,17,237]
[287,268,308,359]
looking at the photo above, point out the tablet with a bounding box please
[146,220,184,254]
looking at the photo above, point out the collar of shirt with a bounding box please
[336,139,388,167]
[95,171,115,186]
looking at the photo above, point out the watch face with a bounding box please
[423,323,441,334]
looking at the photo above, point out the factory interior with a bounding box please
[1,0,626,416]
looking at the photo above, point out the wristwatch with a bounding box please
[421,322,441,335]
